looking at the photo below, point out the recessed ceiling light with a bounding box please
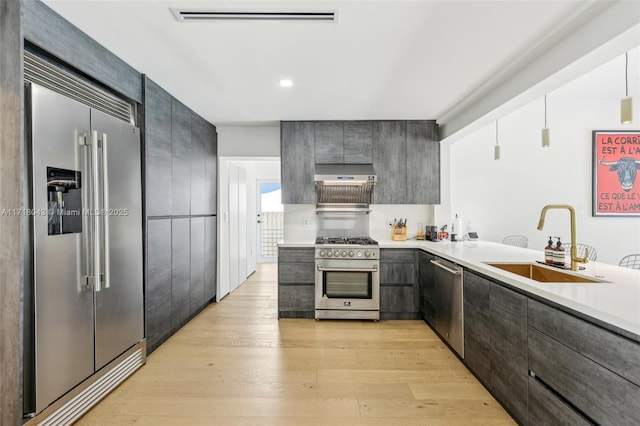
[279,79,293,88]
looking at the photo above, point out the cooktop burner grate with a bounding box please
[315,236,378,245]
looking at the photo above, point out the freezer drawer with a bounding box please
[431,259,464,357]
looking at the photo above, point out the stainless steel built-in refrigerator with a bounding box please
[24,84,144,415]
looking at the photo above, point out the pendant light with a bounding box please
[494,120,500,160]
[541,95,550,147]
[621,52,632,124]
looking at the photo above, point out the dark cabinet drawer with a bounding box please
[528,327,640,425]
[278,248,315,263]
[528,299,640,386]
[528,376,592,426]
[380,249,415,263]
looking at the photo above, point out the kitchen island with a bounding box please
[278,239,640,425]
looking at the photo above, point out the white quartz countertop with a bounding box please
[279,239,640,338]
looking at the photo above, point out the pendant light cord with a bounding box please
[495,120,499,146]
[544,95,547,128]
[625,52,629,97]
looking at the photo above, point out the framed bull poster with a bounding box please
[592,130,640,216]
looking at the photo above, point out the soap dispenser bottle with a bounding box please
[553,237,565,266]
[544,236,554,264]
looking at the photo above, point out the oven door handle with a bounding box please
[317,265,379,272]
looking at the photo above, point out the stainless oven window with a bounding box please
[323,271,372,299]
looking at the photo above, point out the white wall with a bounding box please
[217,125,280,157]
[447,49,640,265]
[217,125,280,299]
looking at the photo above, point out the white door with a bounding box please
[257,181,283,263]
[238,167,248,283]
[228,164,239,291]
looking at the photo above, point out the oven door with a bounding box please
[315,258,380,317]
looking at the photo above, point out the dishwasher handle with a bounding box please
[430,259,462,275]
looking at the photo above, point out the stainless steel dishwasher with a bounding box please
[430,259,464,358]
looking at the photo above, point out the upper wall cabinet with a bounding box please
[314,121,373,164]
[281,121,315,204]
[145,79,173,217]
[373,121,407,204]
[144,77,217,216]
[406,120,439,204]
[280,119,439,204]
[372,120,439,204]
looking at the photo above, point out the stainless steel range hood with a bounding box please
[314,164,376,211]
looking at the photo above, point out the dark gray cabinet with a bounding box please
[315,121,344,163]
[143,77,218,354]
[380,249,419,319]
[190,217,205,314]
[463,271,491,386]
[281,122,315,204]
[204,216,217,302]
[144,79,172,217]
[372,120,440,204]
[190,116,207,215]
[280,120,439,204]
[171,218,191,331]
[528,377,591,426]
[278,247,315,318]
[462,270,527,425]
[344,121,373,164]
[146,219,172,353]
[528,300,640,425]
[373,121,407,204]
[205,127,217,215]
[406,121,440,204]
[171,100,191,216]
[313,121,373,164]
[418,251,436,326]
[490,284,528,424]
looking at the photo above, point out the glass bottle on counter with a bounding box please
[545,236,554,264]
[553,237,565,266]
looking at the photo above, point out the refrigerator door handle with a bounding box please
[101,133,110,289]
[92,130,102,292]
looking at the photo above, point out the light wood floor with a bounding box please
[76,263,515,425]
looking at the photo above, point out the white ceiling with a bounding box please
[42,0,638,131]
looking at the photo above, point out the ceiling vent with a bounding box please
[171,9,337,23]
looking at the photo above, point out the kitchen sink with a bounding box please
[485,262,605,283]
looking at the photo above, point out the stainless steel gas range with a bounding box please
[315,236,380,320]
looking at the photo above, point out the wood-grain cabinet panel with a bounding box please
[171,218,191,331]
[528,299,640,386]
[314,121,344,163]
[529,327,640,425]
[144,78,172,217]
[145,219,172,352]
[528,377,592,426]
[171,100,191,216]
[281,122,315,204]
[204,216,217,302]
[406,120,439,204]
[373,121,406,204]
[190,217,205,314]
[344,121,373,164]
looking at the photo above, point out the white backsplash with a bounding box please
[369,205,435,241]
[283,204,437,243]
[283,204,316,242]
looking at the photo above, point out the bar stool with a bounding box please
[501,235,528,248]
[619,254,640,270]
[563,243,597,261]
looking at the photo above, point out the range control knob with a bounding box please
[348,251,355,257]
[334,250,340,257]
[357,251,363,257]
[341,251,347,257]
[364,251,371,257]
[319,250,326,257]
[326,251,333,257]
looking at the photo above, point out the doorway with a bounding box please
[257,181,283,263]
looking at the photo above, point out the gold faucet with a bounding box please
[537,204,588,271]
